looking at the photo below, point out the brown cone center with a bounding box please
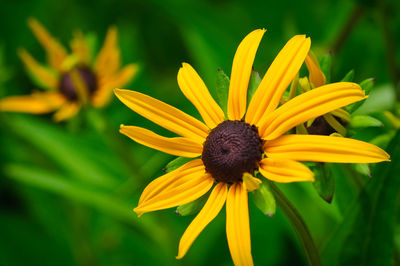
[202,120,263,183]
[59,66,97,101]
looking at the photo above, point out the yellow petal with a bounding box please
[138,159,205,205]
[177,182,227,259]
[0,92,65,114]
[93,26,120,78]
[92,64,138,107]
[134,172,214,215]
[18,49,58,90]
[226,182,253,266]
[52,102,80,122]
[27,18,67,71]
[305,51,326,88]
[178,63,225,129]
[260,82,365,140]
[70,30,91,64]
[264,134,391,163]
[227,29,265,121]
[259,158,314,183]
[114,89,209,142]
[245,35,311,126]
[120,125,203,157]
[242,173,262,192]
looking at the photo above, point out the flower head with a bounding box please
[0,18,137,121]
[115,29,390,265]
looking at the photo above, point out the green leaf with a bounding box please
[175,192,208,216]
[4,115,120,189]
[252,179,276,217]
[348,78,376,113]
[349,115,384,128]
[247,69,261,105]
[319,53,332,83]
[3,163,167,245]
[164,156,193,173]
[322,129,400,266]
[340,69,354,82]
[215,68,229,114]
[312,163,335,203]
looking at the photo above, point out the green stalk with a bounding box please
[268,182,322,266]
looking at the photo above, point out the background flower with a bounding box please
[0,18,137,121]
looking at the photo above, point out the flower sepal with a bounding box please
[247,68,261,105]
[215,68,229,115]
[252,175,276,217]
[175,192,209,216]
[311,162,335,203]
[319,52,332,83]
[348,77,375,112]
[340,69,355,82]
[164,156,193,173]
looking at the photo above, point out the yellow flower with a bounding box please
[114,29,390,265]
[0,18,138,121]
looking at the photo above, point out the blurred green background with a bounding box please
[1,0,400,265]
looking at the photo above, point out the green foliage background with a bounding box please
[1,0,399,265]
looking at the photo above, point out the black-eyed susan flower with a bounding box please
[0,18,137,121]
[114,29,390,265]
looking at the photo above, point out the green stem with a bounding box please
[378,2,400,101]
[331,4,364,54]
[268,182,322,266]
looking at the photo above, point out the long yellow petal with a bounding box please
[18,49,58,90]
[134,172,214,215]
[92,64,138,107]
[227,29,265,121]
[178,63,225,129]
[70,30,91,64]
[120,125,203,157]
[114,89,209,142]
[52,102,80,122]
[226,182,253,266]
[305,53,326,88]
[259,158,314,183]
[264,134,391,163]
[260,82,365,140]
[177,182,227,259]
[27,18,67,71]
[138,159,205,205]
[93,26,120,78]
[245,35,311,126]
[0,92,65,114]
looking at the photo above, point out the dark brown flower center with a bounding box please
[202,120,263,183]
[306,116,346,135]
[59,66,97,101]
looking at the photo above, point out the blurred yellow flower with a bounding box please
[115,29,390,265]
[0,18,138,121]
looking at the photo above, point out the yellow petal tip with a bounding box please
[133,207,143,217]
